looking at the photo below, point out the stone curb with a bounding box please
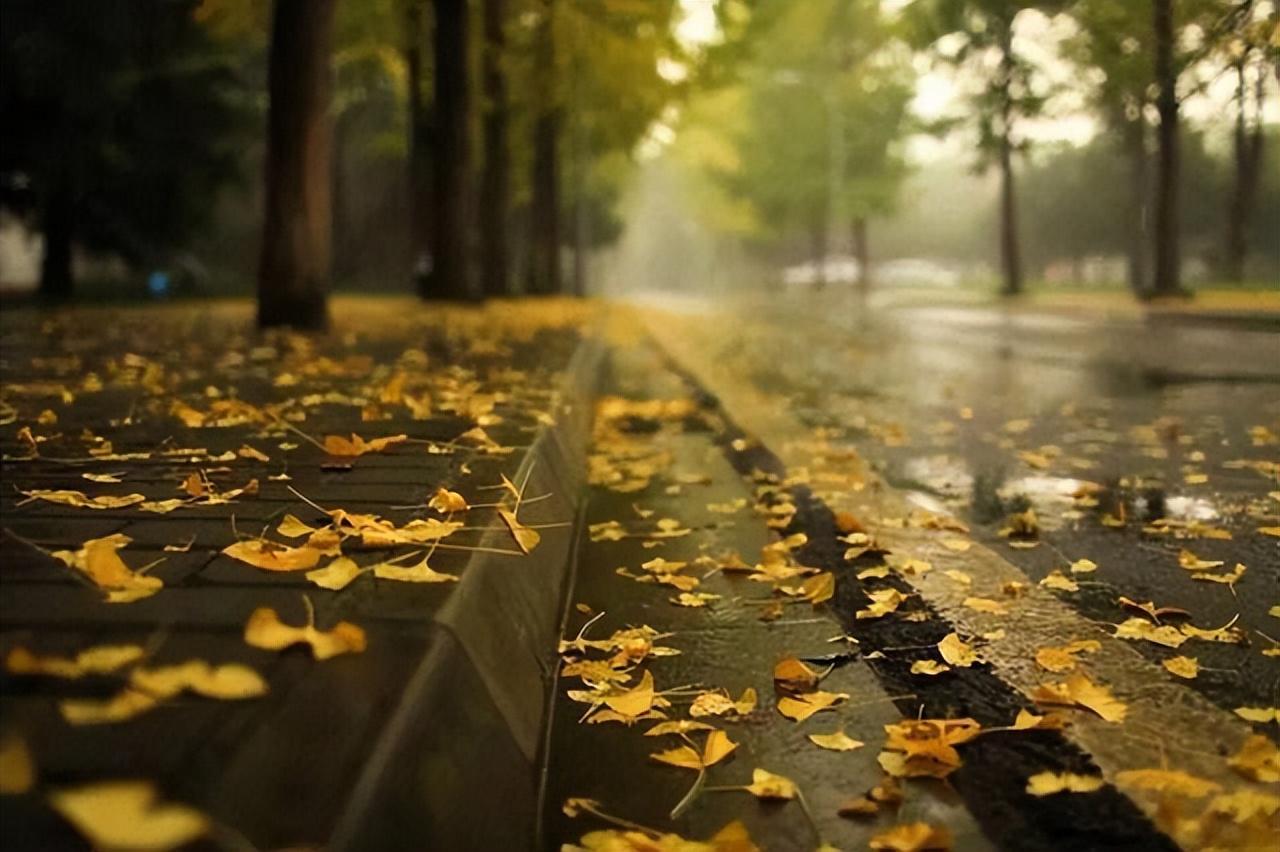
[328,331,606,851]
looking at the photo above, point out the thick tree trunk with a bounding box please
[528,0,560,295]
[997,28,1022,297]
[1151,0,1181,297]
[1224,59,1263,283]
[39,177,74,300]
[405,0,432,290]
[1123,116,1149,297]
[852,216,870,295]
[480,0,510,298]
[257,0,335,329]
[432,0,475,300]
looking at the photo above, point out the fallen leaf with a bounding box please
[743,768,796,800]
[0,735,34,794]
[82,473,123,484]
[20,489,146,510]
[869,821,952,851]
[1234,707,1278,724]
[911,660,951,676]
[1113,618,1188,648]
[1040,571,1078,592]
[427,487,468,513]
[1178,549,1224,571]
[773,657,820,694]
[5,644,144,679]
[1114,768,1220,798]
[1207,790,1280,824]
[306,556,363,590]
[937,633,978,667]
[858,588,908,619]
[221,538,323,572]
[1228,735,1280,783]
[690,687,756,718]
[51,534,162,603]
[129,661,266,701]
[1162,656,1199,679]
[322,433,407,457]
[603,670,657,718]
[777,690,848,722]
[1026,772,1104,796]
[651,729,738,770]
[1034,640,1101,673]
[962,597,1008,615]
[808,728,864,751]
[372,555,459,584]
[1069,559,1097,574]
[243,606,366,660]
[801,572,835,605]
[1032,673,1127,723]
[499,507,541,554]
[50,781,208,851]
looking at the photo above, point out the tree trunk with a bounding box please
[479,0,510,298]
[528,0,560,295]
[39,176,74,300]
[257,0,335,329]
[431,0,475,300]
[810,215,828,290]
[405,0,432,290]
[997,27,1022,297]
[1151,0,1181,297]
[1123,115,1149,297]
[852,216,870,295]
[1224,58,1263,283]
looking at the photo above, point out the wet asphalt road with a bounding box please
[544,297,1279,851]
[646,292,1280,719]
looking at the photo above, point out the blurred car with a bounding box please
[875,258,961,288]
[783,254,861,287]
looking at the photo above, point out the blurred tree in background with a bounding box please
[0,0,247,299]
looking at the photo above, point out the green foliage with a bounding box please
[680,0,914,244]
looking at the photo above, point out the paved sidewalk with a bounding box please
[0,297,596,850]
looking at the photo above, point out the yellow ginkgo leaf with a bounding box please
[650,729,738,771]
[603,670,656,718]
[1234,707,1278,724]
[937,633,978,667]
[129,661,266,701]
[1026,772,1105,796]
[498,507,541,554]
[869,821,952,851]
[50,781,208,851]
[322,433,407,457]
[743,768,797,800]
[5,644,144,679]
[243,606,366,661]
[51,534,162,603]
[911,660,951,676]
[221,539,323,572]
[808,728,865,751]
[276,514,319,538]
[306,556,364,590]
[1114,768,1220,798]
[1162,656,1199,679]
[427,488,468,514]
[777,690,848,722]
[20,490,146,510]
[1031,673,1127,723]
[372,555,459,584]
[1227,735,1280,783]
